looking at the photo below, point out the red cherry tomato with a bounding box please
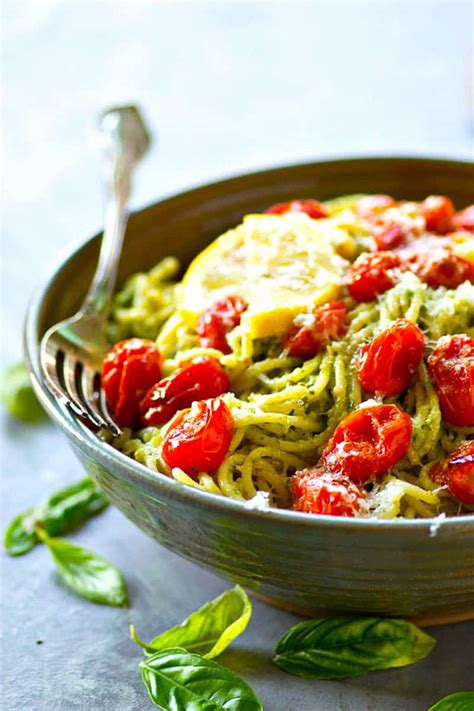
[197,295,248,354]
[292,467,365,516]
[427,335,474,427]
[162,398,234,476]
[140,356,230,427]
[264,199,329,219]
[356,320,425,397]
[284,301,348,359]
[407,248,474,289]
[321,404,412,483]
[101,338,162,428]
[453,205,474,232]
[373,223,406,251]
[347,251,404,302]
[419,195,455,234]
[356,195,396,219]
[430,440,474,506]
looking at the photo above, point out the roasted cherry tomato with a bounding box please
[356,195,396,219]
[429,440,474,506]
[264,199,329,219]
[407,248,474,289]
[373,223,406,251]
[284,301,348,359]
[356,320,425,396]
[453,205,474,232]
[197,295,248,354]
[321,404,412,483]
[427,335,474,427]
[419,195,455,234]
[140,356,230,427]
[162,398,234,476]
[292,467,365,516]
[347,251,404,302]
[101,338,162,428]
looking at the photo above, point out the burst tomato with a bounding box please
[284,301,348,359]
[419,195,455,234]
[407,248,474,289]
[162,398,234,476]
[373,222,407,251]
[101,338,162,428]
[140,356,230,427]
[356,195,396,219]
[197,295,248,354]
[427,335,474,427]
[430,440,474,506]
[321,404,412,483]
[453,205,474,232]
[292,467,365,516]
[264,199,329,219]
[356,320,425,396]
[347,251,404,302]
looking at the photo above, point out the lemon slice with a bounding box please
[178,213,349,340]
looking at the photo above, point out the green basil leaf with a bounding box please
[140,647,263,710]
[40,477,109,536]
[1,362,45,422]
[429,692,474,711]
[131,585,252,659]
[274,616,436,679]
[3,509,38,556]
[38,530,128,606]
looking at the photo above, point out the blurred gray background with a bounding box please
[1,2,473,710]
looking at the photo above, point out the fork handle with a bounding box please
[81,106,150,319]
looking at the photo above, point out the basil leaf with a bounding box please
[4,509,38,556]
[38,530,128,606]
[1,362,45,422]
[140,647,263,710]
[3,478,109,557]
[131,585,251,659]
[40,477,109,536]
[429,692,474,711]
[274,616,436,679]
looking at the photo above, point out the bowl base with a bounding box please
[250,591,474,627]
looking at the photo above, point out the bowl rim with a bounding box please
[24,155,474,532]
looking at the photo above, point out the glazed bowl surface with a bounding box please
[25,157,474,624]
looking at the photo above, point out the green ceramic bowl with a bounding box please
[25,157,474,624]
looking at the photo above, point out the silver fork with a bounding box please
[40,105,151,436]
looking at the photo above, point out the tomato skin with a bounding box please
[356,320,425,397]
[427,335,474,427]
[321,404,412,483]
[407,248,474,289]
[197,295,248,354]
[264,199,329,219]
[373,223,406,251]
[347,251,403,302]
[419,195,455,234]
[292,467,365,516]
[356,195,396,219]
[162,398,234,476]
[140,356,230,427]
[453,205,474,232]
[284,301,348,359]
[430,440,474,506]
[101,338,162,428]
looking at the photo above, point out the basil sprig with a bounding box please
[4,477,109,556]
[131,585,251,659]
[1,361,45,423]
[429,692,474,711]
[36,528,128,607]
[140,648,263,710]
[274,616,436,679]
